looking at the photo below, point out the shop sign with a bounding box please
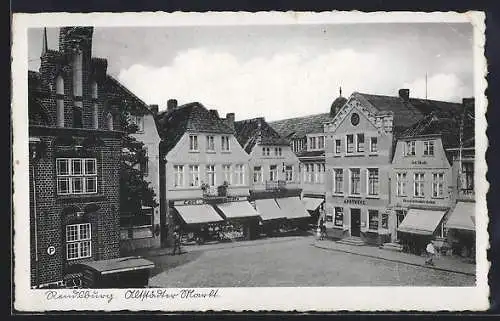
[177,199,204,206]
[402,198,436,205]
[47,246,56,256]
[411,160,428,165]
[343,198,366,205]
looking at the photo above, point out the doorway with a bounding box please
[350,208,361,237]
[396,210,407,241]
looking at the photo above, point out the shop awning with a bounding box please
[79,257,155,275]
[275,197,311,219]
[303,197,324,211]
[445,202,475,231]
[216,201,260,220]
[397,209,446,236]
[174,204,224,225]
[255,199,287,221]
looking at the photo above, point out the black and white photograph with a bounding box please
[12,11,488,311]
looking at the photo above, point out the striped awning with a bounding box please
[174,204,224,225]
[445,202,475,231]
[275,197,311,219]
[398,209,446,236]
[302,197,324,211]
[216,201,260,220]
[255,199,286,221]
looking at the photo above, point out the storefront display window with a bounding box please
[368,210,379,230]
[334,207,343,227]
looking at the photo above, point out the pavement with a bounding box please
[312,239,476,276]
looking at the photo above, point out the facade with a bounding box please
[157,101,256,244]
[29,27,123,288]
[105,77,162,250]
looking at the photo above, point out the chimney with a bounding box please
[398,88,410,102]
[226,113,235,129]
[209,109,219,118]
[149,104,159,114]
[167,99,178,112]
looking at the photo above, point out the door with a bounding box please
[396,210,407,241]
[350,208,361,237]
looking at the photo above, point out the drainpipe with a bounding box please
[31,154,39,288]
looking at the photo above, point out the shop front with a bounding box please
[215,198,262,240]
[275,196,311,230]
[445,201,475,258]
[302,196,325,226]
[253,198,287,236]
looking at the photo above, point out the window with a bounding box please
[221,136,230,151]
[222,165,232,184]
[253,166,262,183]
[414,173,425,197]
[92,104,99,129]
[462,162,474,190]
[424,141,435,156]
[285,165,293,182]
[130,115,144,132]
[274,147,282,156]
[350,168,361,195]
[432,173,444,198]
[357,134,365,152]
[189,165,200,187]
[66,223,91,260]
[73,105,83,128]
[396,172,407,196]
[309,137,317,150]
[206,165,216,186]
[206,136,215,151]
[56,158,97,195]
[368,210,379,230]
[405,141,416,156]
[333,169,344,194]
[91,81,98,99]
[381,213,389,229]
[367,168,379,196]
[318,136,325,149]
[370,137,378,153]
[262,147,270,156]
[141,147,149,176]
[335,139,341,154]
[106,113,114,130]
[189,135,198,151]
[346,135,354,153]
[304,163,314,183]
[56,75,65,127]
[334,207,343,227]
[269,165,278,182]
[174,165,184,187]
[234,164,245,185]
[316,163,325,184]
[72,50,83,97]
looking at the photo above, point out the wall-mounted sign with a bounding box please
[47,246,56,256]
[344,198,366,205]
[402,198,436,205]
[411,160,428,165]
[176,199,204,206]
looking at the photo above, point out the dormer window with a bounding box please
[404,141,416,156]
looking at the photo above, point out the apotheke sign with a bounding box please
[343,198,366,205]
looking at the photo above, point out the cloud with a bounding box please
[118,48,470,121]
[403,73,471,102]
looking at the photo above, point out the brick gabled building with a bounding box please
[28,27,125,288]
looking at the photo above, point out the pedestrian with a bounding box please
[425,240,436,265]
[172,225,182,255]
[318,217,325,240]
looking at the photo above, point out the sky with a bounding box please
[28,23,474,121]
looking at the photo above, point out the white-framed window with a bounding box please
[309,137,317,150]
[346,134,354,153]
[318,136,325,149]
[334,207,343,227]
[253,166,263,183]
[368,210,379,231]
[304,163,314,183]
[349,168,361,195]
[357,134,365,152]
[424,141,435,156]
[206,135,215,151]
[335,139,341,155]
[367,168,379,196]
[189,135,198,151]
[432,172,444,198]
[316,163,325,184]
[275,147,282,156]
[222,164,232,184]
[262,147,270,156]
[285,165,293,182]
[56,158,97,195]
[221,136,230,151]
[130,115,144,132]
[461,162,474,190]
[269,165,278,182]
[66,223,91,260]
[396,172,407,196]
[370,137,378,153]
[414,172,425,197]
[405,141,416,156]
[333,168,344,194]
[173,165,184,187]
[189,165,200,187]
[234,164,245,185]
[206,165,216,186]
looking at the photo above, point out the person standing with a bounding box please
[425,240,436,265]
[172,225,182,255]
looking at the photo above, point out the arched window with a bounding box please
[73,105,83,128]
[56,75,65,127]
[72,50,83,97]
[91,81,98,99]
[92,82,99,129]
[106,113,114,131]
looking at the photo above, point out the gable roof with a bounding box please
[234,117,290,154]
[156,102,234,154]
[269,113,332,140]
[104,75,153,116]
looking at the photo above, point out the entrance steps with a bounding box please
[337,237,365,246]
[380,242,403,252]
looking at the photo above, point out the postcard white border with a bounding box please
[12,11,489,312]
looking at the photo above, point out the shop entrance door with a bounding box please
[396,210,407,241]
[350,208,361,237]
